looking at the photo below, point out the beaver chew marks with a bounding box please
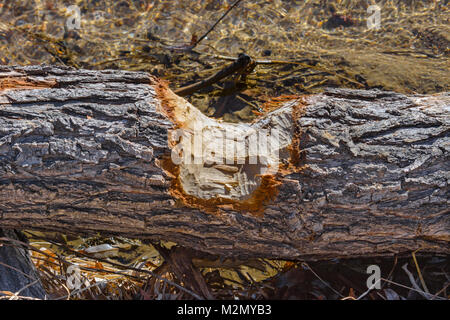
[164,90,296,201]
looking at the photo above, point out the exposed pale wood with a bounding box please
[0,65,448,261]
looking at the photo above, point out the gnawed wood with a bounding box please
[0,65,448,261]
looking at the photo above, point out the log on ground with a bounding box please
[0,65,448,260]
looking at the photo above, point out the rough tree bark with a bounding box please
[0,65,448,262]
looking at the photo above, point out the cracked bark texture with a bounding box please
[0,65,448,261]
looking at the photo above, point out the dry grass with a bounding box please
[0,232,447,300]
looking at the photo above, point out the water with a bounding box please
[0,0,448,121]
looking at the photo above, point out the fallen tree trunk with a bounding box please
[0,65,448,260]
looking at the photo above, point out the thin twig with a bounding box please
[211,54,364,87]
[11,279,40,299]
[412,249,430,294]
[55,276,124,300]
[193,0,244,48]
[174,53,252,96]
[301,262,345,298]
[433,282,450,298]
[18,234,204,300]
[1,236,203,300]
[356,278,382,300]
[0,261,36,281]
[381,277,446,300]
